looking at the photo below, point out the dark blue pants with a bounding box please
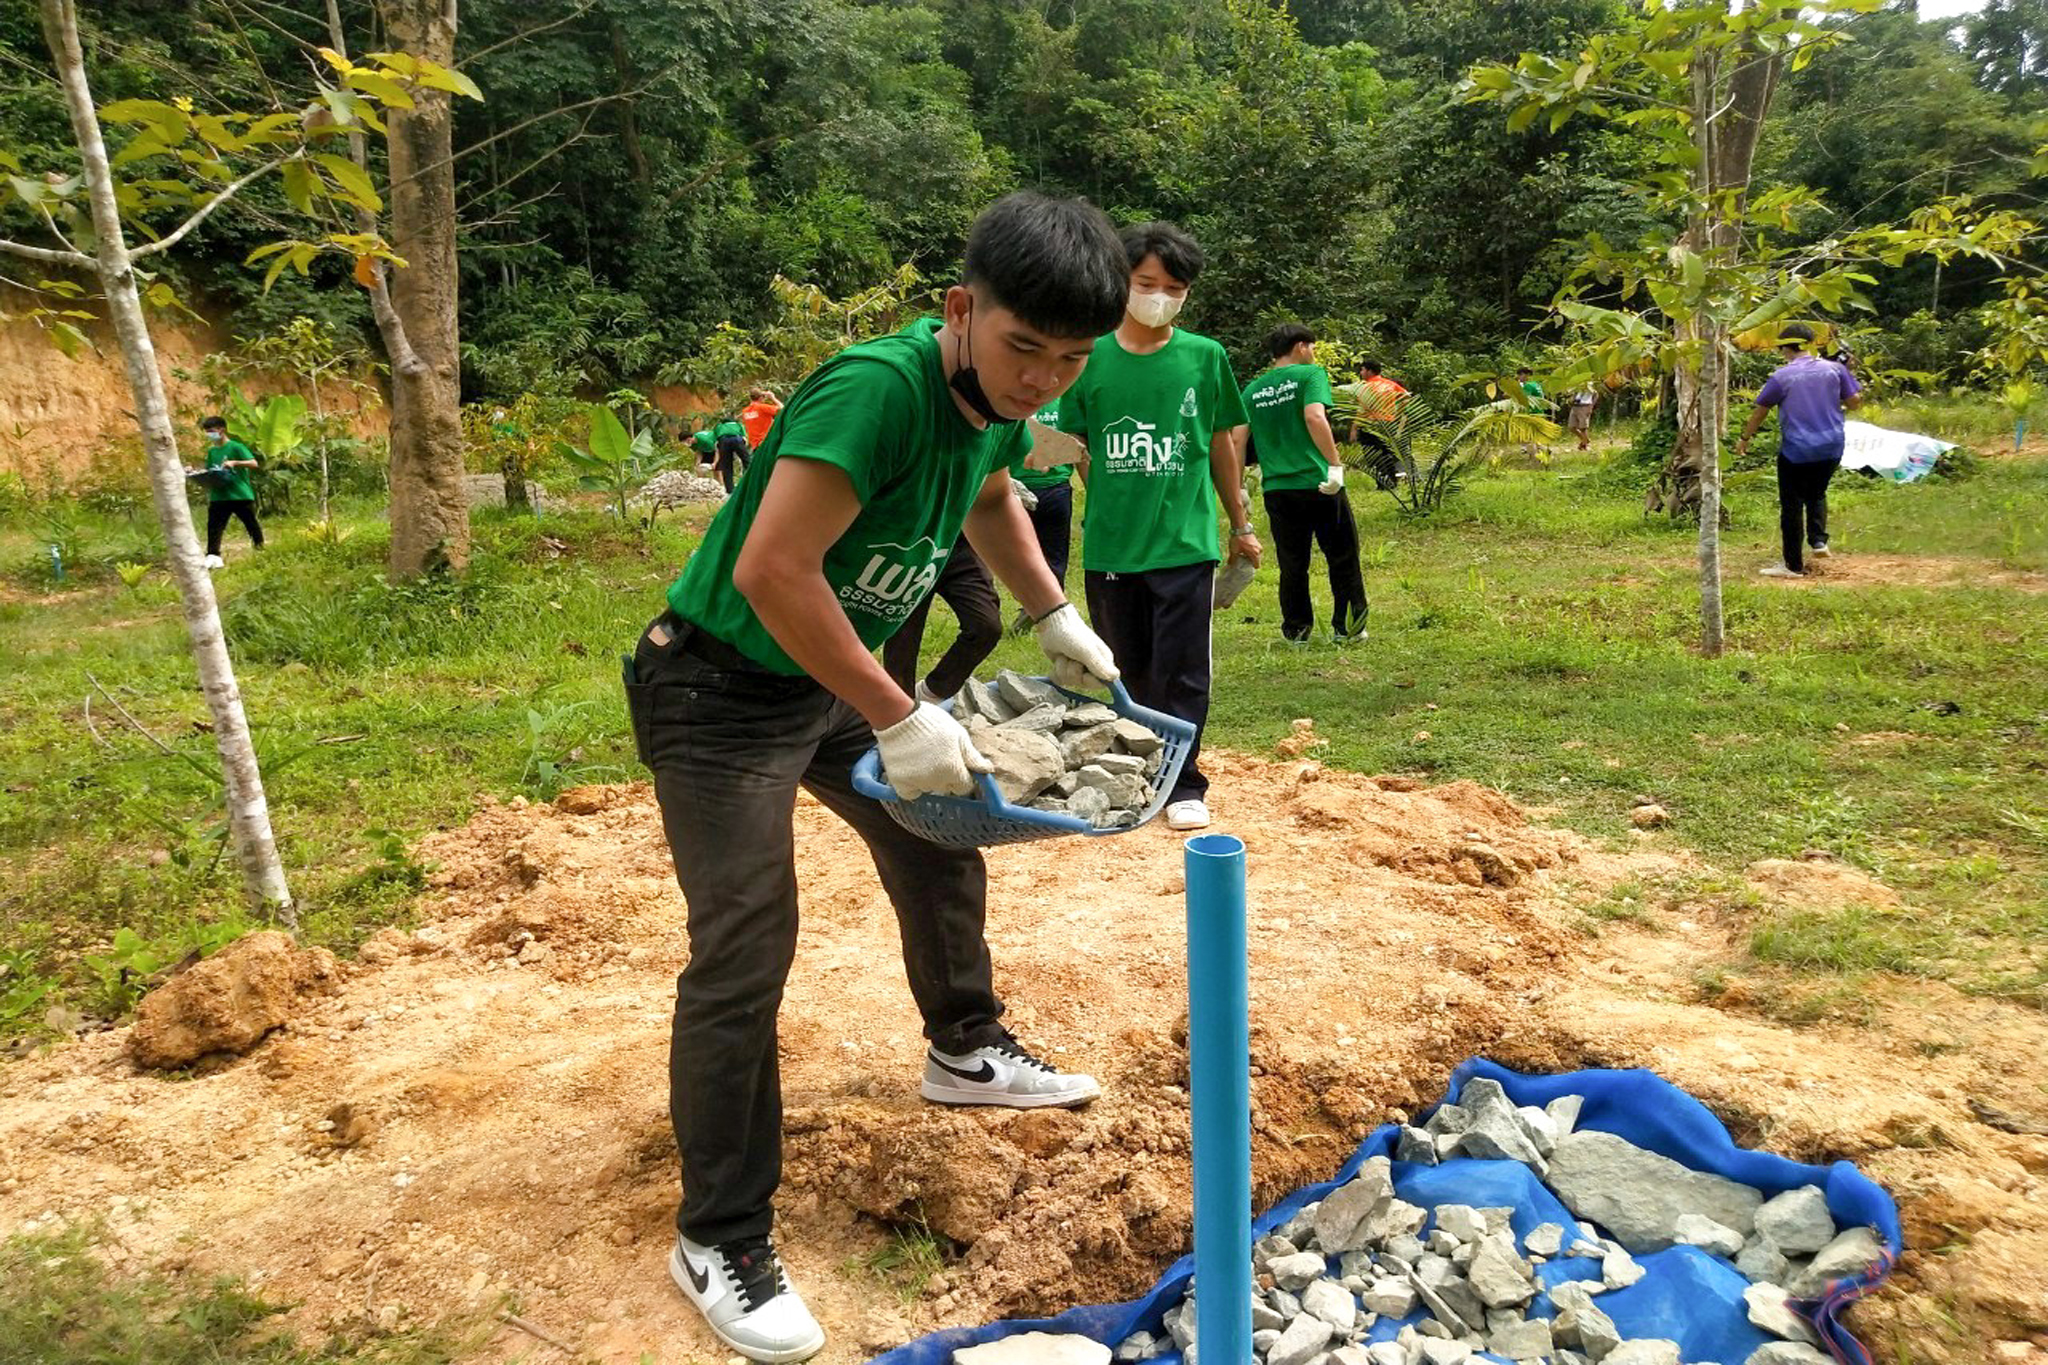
[1024,479,1073,589]
[1777,455,1839,573]
[1083,561,1214,803]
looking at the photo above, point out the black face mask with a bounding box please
[949,299,1021,426]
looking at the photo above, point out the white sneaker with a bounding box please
[921,1035,1100,1109]
[1809,543,1833,558]
[202,554,225,570]
[669,1234,824,1363]
[1759,564,1803,578]
[1166,799,1211,830]
[915,679,950,706]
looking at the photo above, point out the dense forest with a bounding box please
[2,0,2044,398]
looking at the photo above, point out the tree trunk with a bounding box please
[379,0,468,578]
[38,0,295,922]
[501,445,530,512]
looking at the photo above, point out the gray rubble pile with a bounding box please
[640,469,729,509]
[1116,1079,1879,1365]
[941,670,1166,828]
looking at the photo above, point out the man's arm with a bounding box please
[1209,425,1261,567]
[1303,403,1339,464]
[961,469,1064,619]
[1734,402,1769,454]
[731,457,914,729]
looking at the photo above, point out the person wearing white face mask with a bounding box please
[1055,220,1257,832]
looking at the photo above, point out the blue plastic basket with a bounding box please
[851,679,1196,848]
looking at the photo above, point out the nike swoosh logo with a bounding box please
[684,1254,711,1296]
[930,1056,996,1084]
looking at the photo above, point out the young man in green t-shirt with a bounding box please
[1058,220,1256,832]
[623,192,1127,1364]
[1242,324,1367,644]
[190,415,262,569]
[711,415,750,493]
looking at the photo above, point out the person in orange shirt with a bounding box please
[1346,360,1409,489]
[737,388,781,449]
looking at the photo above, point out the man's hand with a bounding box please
[875,702,992,800]
[1229,527,1263,569]
[1317,463,1344,496]
[1034,602,1120,691]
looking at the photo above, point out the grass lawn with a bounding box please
[3,407,2044,1028]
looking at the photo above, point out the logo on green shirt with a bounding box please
[843,536,945,622]
[1102,415,1187,476]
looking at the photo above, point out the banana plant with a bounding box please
[1331,391,1562,516]
[223,392,309,515]
[556,403,672,526]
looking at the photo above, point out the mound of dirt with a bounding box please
[1745,857,1902,909]
[128,931,342,1069]
[2,752,2044,1364]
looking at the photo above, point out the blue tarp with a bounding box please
[870,1061,1903,1364]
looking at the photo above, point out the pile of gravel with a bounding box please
[939,670,1167,829]
[1116,1079,1883,1365]
[641,470,728,509]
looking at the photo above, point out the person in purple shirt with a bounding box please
[1737,322,1861,577]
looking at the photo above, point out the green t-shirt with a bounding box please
[1011,402,1073,491]
[1060,329,1248,573]
[690,429,715,455]
[713,419,746,443]
[1241,363,1334,492]
[1521,379,1546,414]
[666,319,1032,675]
[205,438,256,502]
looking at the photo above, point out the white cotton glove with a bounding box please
[875,702,992,801]
[1317,464,1344,496]
[1034,602,1121,692]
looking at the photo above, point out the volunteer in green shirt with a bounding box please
[689,426,716,463]
[623,192,1128,1365]
[1519,367,1547,413]
[711,415,750,493]
[1001,400,1081,632]
[190,415,262,569]
[1242,324,1367,644]
[1059,220,1255,832]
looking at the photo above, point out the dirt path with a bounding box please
[2,753,2044,1364]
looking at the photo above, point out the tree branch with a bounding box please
[130,155,294,260]
[462,0,601,65]
[0,237,92,266]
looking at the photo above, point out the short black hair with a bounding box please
[1267,323,1314,359]
[1516,367,1532,376]
[1779,322,1814,347]
[201,415,226,430]
[1361,359,1384,376]
[1120,220,1204,287]
[961,191,1128,339]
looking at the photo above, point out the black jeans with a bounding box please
[1263,487,1368,641]
[624,615,1005,1247]
[881,539,1001,699]
[1024,479,1073,589]
[205,499,263,555]
[1083,562,1214,803]
[1777,455,1839,573]
[714,436,750,494]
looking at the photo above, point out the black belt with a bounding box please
[661,611,772,674]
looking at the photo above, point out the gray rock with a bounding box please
[1278,1205,1320,1247]
[1415,1254,1454,1287]
[1675,1213,1746,1259]
[1736,1236,1791,1285]
[1743,1282,1821,1345]
[1271,1288,1303,1319]
[1367,1345,1408,1365]
[1516,1105,1560,1156]
[1266,1312,1336,1365]
[1788,1226,1883,1297]
[1066,787,1112,825]
[1252,1302,1285,1332]
[1063,702,1119,728]
[957,678,1006,722]
[1455,1077,1515,1117]
[1433,1205,1489,1245]
[1546,1093,1585,1138]
[1423,1103,1471,1138]
[1048,770,1082,798]
[1488,1318,1554,1360]
[1164,1301,1193,1349]
[1071,767,1149,809]
[1602,1246,1645,1290]
[1313,1159,1396,1254]
[1419,1342,1472,1365]
[1456,1107,1549,1175]
[1397,1125,1439,1165]
[1365,1199,1429,1245]
[995,670,1063,714]
[1270,1251,1329,1291]
[974,726,1066,804]
[1544,1130,1763,1252]
[1404,1269,1477,1335]
[1255,1234,1300,1270]
[1467,1240,1535,1308]
[1744,1346,1832,1365]
[1602,1343,1680,1365]
[1253,1329,1281,1354]
[1336,1250,1374,1280]
[1433,1278,1488,1334]
[954,1333,1112,1365]
[1361,1279,1417,1318]
[1029,796,1070,814]
[1093,752,1147,777]
[1112,1330,1155,1362]
[1109,716,1162,755]
[1385,1233,1426,1265]
[1553,1294,1623,1362]
[998,703,1067,734]
[1523,1223,1565,1258]
[1058,723,1117,769]
[1301,1278,1357,1333]
[1754,1186,1836,1256]
[1328,1348,1374,1365]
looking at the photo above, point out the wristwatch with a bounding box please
[1229,524,1255,537]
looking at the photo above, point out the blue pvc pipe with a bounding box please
[1185,832,1250,1364]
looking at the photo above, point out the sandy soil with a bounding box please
[1749,551,2048,593]
[1,752,2044,1364]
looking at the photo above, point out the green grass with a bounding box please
[840,1216,951,1302]
[2,412,2045,1025]
[0,1224,472,1364]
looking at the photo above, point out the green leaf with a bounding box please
[345,70,416,109]
[281,158,317,212]
[409,59,484,101]
[49,320,90,359]
[587,406,632,465]
[0,150,20,173]
[313,153,382,211]
[262,251,296,293]
[1506,102,1542,134]
[112,125,184,167]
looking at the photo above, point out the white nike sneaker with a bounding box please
[1166,798,1211,830]
[202,554,225,570]
[1759,563,1803,578]
[921,1035,1101,1108]
[669,1234,824,1363]
[1809,542,1833,558]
